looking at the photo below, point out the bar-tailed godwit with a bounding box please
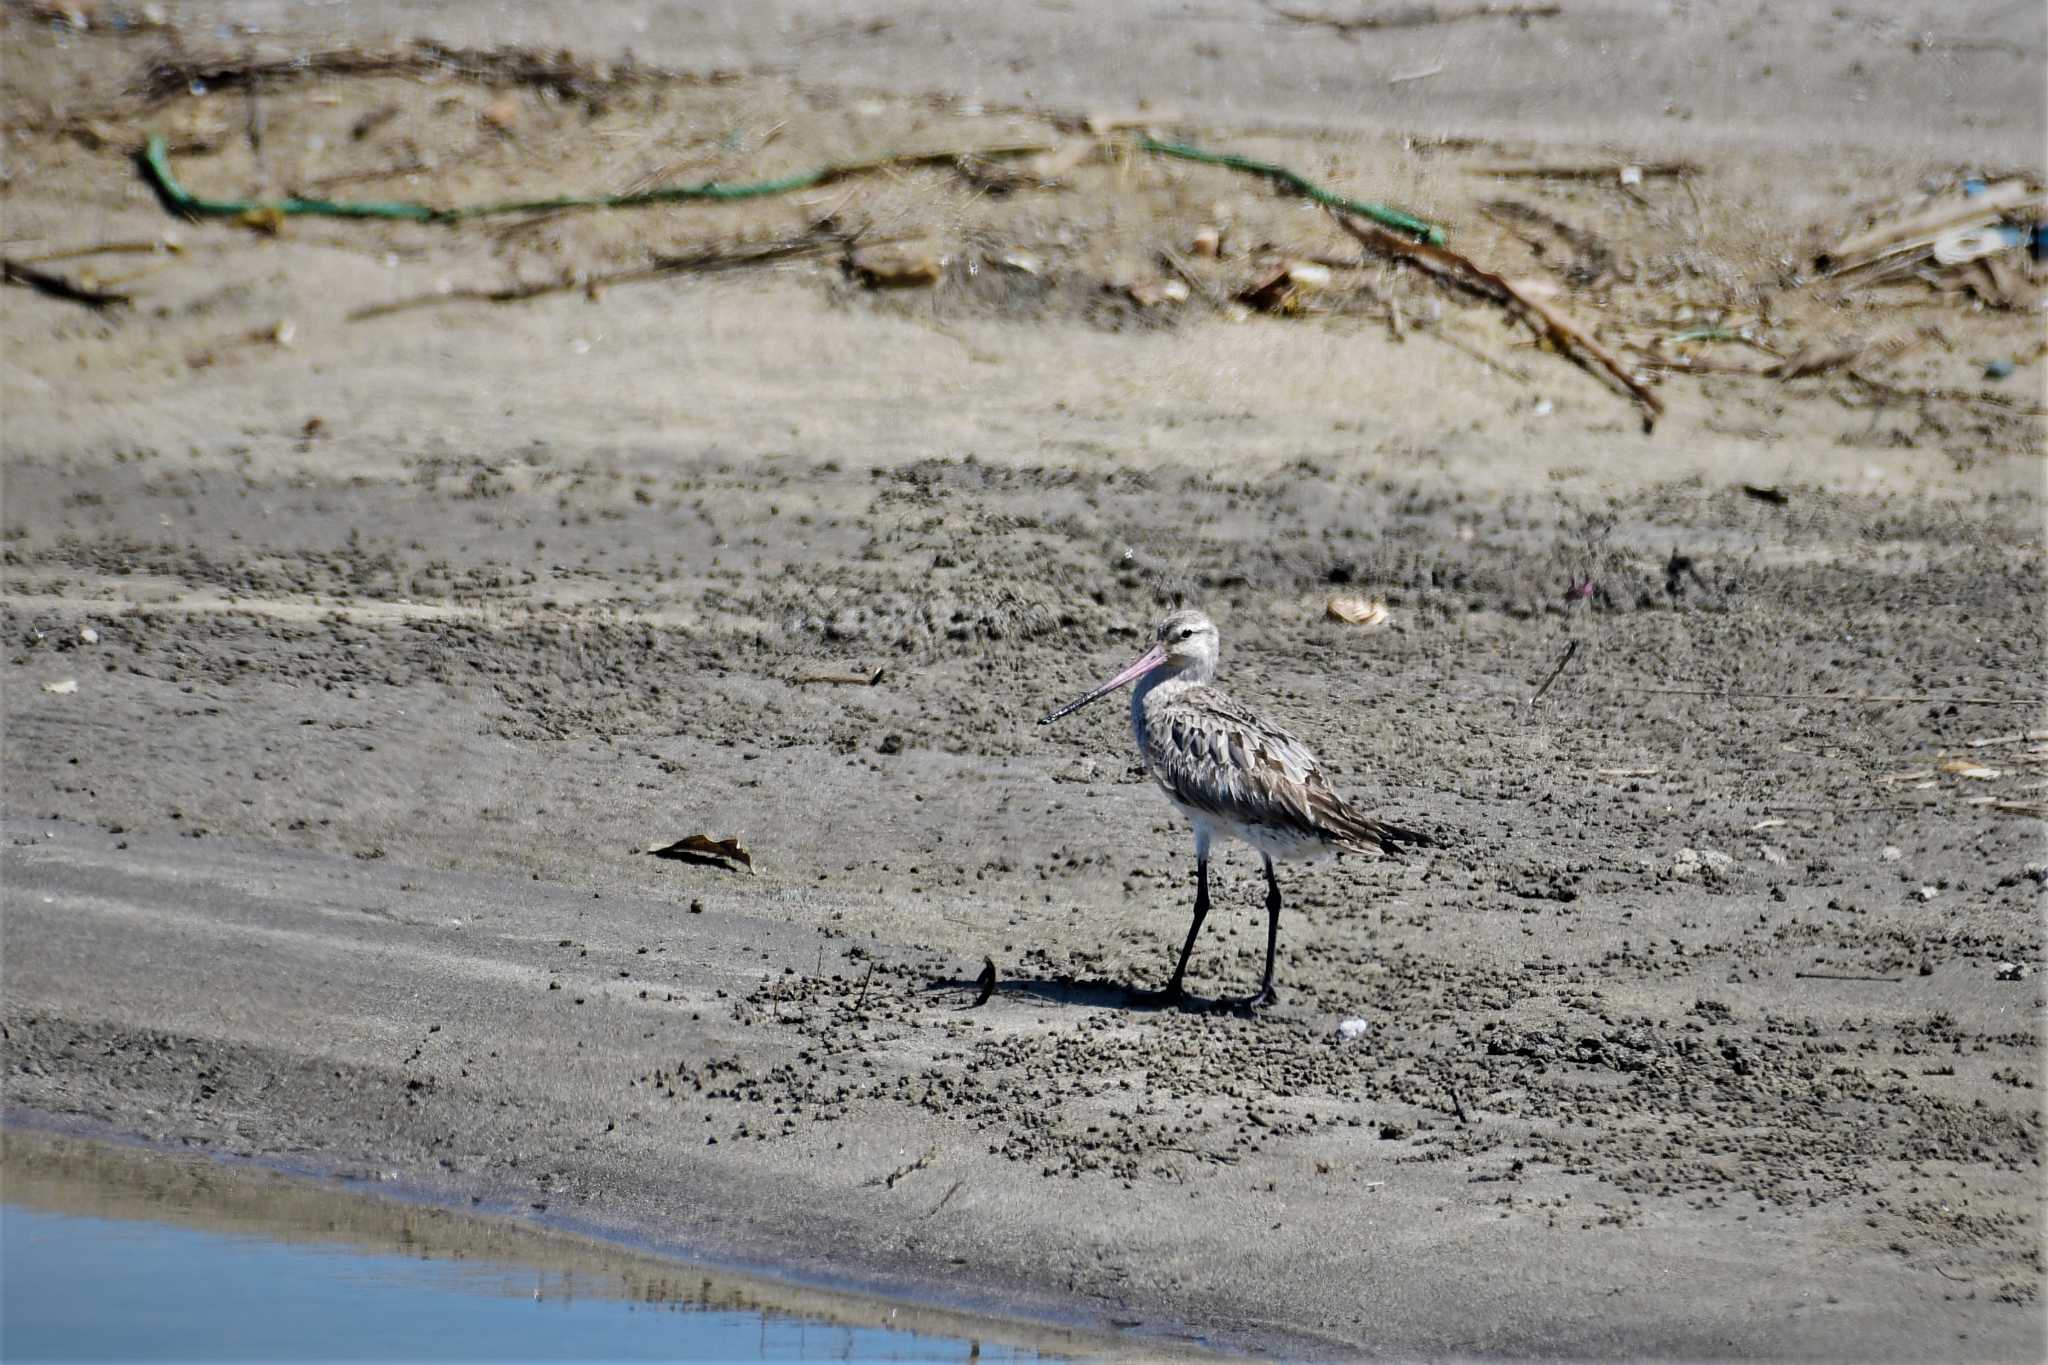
[1040,608,1430,1007]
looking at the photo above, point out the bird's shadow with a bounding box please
[922,974,1251,1015]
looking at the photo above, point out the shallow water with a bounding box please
[1,1204,1048,1362]
[0,1132,1076,1364]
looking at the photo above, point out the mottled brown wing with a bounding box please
[1141,687,1429,855]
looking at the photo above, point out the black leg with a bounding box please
[1162,856,1211,1000]
[1240,856,1282,1009]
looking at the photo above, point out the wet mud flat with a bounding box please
[3,3,2046,1359]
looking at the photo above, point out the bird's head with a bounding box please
[1039,607,1220,725]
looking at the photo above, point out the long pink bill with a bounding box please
[1038,643,1166,725]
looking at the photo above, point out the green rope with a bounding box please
[1138,137,1445,245]
[138,135,980,225]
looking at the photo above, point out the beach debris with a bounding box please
[645,834,754,873]
[141,134,1053,227]
[1240,260,1332,313]
[1880,845,1904,861]
[1270,3,1561,36]
[1190,225,1224,258]
[1325,594,1390,627]
[1528,638,1581,705]
[1331,211,1664,429]
[1996,961,2028,982]
[3,257,132,310]
[78,627,100,644]
[41,679,78,695]
[1819,178,2038,273]
[1815,177,2046,308]
[1334,1017,1371,1042]
[1938,757,2001,780]
[1742,483,1790,505]
[850,241,946,288]
[1141,138,1444,244]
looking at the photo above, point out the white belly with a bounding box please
[1176,803,1334,864]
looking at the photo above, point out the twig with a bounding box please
[1271,3,1561,35]
[2,257,132,309]
[1333,211,1664,429]
[793,667,886,686]
[867,1144,938,1189]
[854,963,874,1013]
[1967,732,2048,748]
[131,40,744,105]
[970,957,997,1008]
[1444,1076,1471,1123]
[1470,162,1699,180]
[1527,638,1580,705]
[20,239,183,264]
[349,234,852,320]
[1795,972,1902,983]
[926,1180,965,1217]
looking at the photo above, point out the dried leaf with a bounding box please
[1326,594,1389,627]
[1239,260,1331,314]
[645,833,754,873]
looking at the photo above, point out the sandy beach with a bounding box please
[3,1,2044,1357]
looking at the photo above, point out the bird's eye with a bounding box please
[1178,628,1194,640]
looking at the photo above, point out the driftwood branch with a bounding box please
[2,257,132,309]
[1331,211,1664,430]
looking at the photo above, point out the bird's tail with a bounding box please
[1332,810,1434,858]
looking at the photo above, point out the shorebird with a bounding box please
[1040,608,1430,1008]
